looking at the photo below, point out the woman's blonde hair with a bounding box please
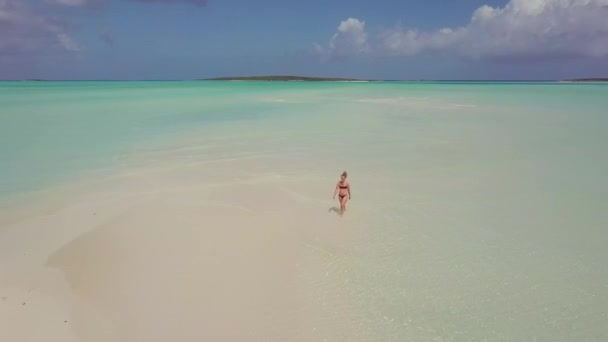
[341,171,348,177]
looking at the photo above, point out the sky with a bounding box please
[1,0,607,80]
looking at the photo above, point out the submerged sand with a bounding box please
[0,161,362,341]
[0,112,367,341]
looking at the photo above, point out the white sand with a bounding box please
[0,145,361,341]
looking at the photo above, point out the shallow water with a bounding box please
[1,81,607,340]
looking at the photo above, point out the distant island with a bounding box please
[561,78,608,82]
[203,76,608,82]
[201,75,371,82]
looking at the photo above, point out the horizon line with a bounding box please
[1,76,607,82]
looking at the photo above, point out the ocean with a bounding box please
[1,81,607,341]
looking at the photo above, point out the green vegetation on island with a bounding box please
[202,75,370,82]
[562,78,608,82]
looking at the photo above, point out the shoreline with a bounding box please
[0,128,364,341]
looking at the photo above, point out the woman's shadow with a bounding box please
[328,207,342,216]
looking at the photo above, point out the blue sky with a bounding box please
[1,0,607,80]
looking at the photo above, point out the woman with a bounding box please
[333,171,351,216]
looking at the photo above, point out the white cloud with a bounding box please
[317,0,608,62]
[471,5,500,23]
[0,0,81,58]
[49,0,88,6]
[314,18,370,60]
[58,33,81,51]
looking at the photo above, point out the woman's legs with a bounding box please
[339,195,348,215]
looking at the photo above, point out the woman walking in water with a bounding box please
[333,171,351,216]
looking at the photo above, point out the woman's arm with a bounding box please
[333,183,339,199]
[348,184,351,199]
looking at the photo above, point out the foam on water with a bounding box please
[1,81,607,340]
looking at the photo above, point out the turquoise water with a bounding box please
[2,81,606,197]
[0,81,298,195]
[1,81,607,340]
